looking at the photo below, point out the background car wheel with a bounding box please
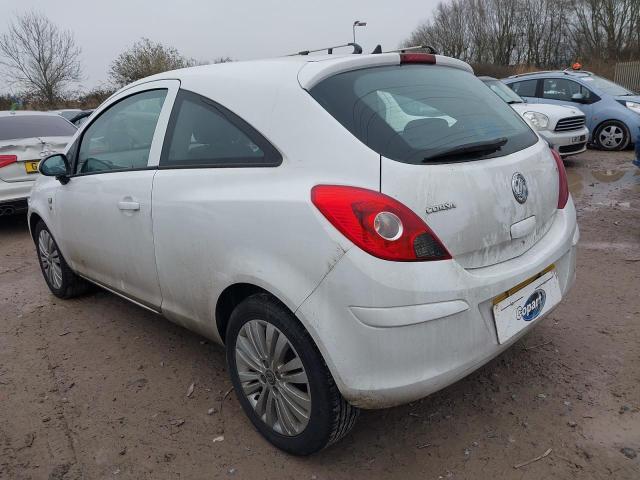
[594,120,630,151]
[35,220,89,298]
[226,293,359,455]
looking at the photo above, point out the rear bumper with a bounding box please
[0,180,33,215]
[540,127,589,156]
[297,199,578,408]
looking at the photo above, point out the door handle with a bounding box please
[117,200,140,211]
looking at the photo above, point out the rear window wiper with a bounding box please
[422,137,508,163]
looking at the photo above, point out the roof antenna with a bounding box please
[371,44,382,54]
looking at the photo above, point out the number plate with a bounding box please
[571,135,586,144]
[492,268,562,344]
[24,161,40,173]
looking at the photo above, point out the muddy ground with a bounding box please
[1,149,638,480]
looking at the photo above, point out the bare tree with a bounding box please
[572,0,639,61]
[109,38,196,87]
[212,56,233,64]
[0,11,82,107]
[404,0,640,71]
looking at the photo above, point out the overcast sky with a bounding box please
[0,0,439,91]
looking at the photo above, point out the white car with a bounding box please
[0,111,76,216]
[481,77,589,157]
[29,52,578,454]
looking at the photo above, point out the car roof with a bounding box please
[505,70,594,81]
[478,76,498,81]
[118,53,474,94]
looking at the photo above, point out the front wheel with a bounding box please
[594,120,630,151]
[226,294,358,455]
[35,220,89,298]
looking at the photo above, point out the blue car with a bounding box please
[503,70,640,151]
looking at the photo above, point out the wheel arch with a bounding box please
[28,211,44,242]
[215,283,273,344]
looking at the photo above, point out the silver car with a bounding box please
[0,111,76,216]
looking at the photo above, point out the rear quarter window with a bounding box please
[310,65,538,164]
[160,90,281,168]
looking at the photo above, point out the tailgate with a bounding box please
[381,141,559,268]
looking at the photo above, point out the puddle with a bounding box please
[566,164,639,210]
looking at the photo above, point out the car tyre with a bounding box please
[226,293,359,455]
[594,120,630,151]
[35,220,89,298]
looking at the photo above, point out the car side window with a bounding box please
[510,80,537,97]
[160,90,281,168]
[76,89,167,174]
[542,79,587,102]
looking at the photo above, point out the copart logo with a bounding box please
[516,289,546,321]
[511,172,528,204]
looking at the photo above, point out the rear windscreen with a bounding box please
[0,115,77,141]
[310,65,538,164]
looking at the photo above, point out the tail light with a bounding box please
[0,155,17,169]
[311,185,451,262]
[550,149,569,209]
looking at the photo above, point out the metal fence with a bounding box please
[615,61,640,92]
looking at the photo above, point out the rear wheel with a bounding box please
[226,294,358,455]
[594,120,630,151]
[35,221,89,298]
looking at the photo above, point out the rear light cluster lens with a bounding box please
[0,155,17,169]
[374,211,403,240]
[550,149,569,209]
[311,185,451,262]
[400,53,436,64]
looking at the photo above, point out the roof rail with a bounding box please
[287,42,363,56]
[383,45,438,54]
[562,68,593,76]
[508,69,595,79]
[507,70,557,78]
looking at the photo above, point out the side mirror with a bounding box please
[571,93,586,103]
[39,153,70,184]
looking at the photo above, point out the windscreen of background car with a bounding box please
[485,80,525,104]
[310,65,538,164]
[581,75,636,96]
[0,115,77,141]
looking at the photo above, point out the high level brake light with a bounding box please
[0,155,17,169]
[400,53,436,64]
[550,149,569,209]
[311,185,451,262]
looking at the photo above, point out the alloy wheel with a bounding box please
[38,229,63,289]
[234,319,312,436]
[598,125,625,149]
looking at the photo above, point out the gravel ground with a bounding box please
[1,149,638,480]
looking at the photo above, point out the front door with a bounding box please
[55,80,179,309]
[539,78,594,126]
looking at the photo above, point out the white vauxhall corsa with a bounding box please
[28,51,578,455]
